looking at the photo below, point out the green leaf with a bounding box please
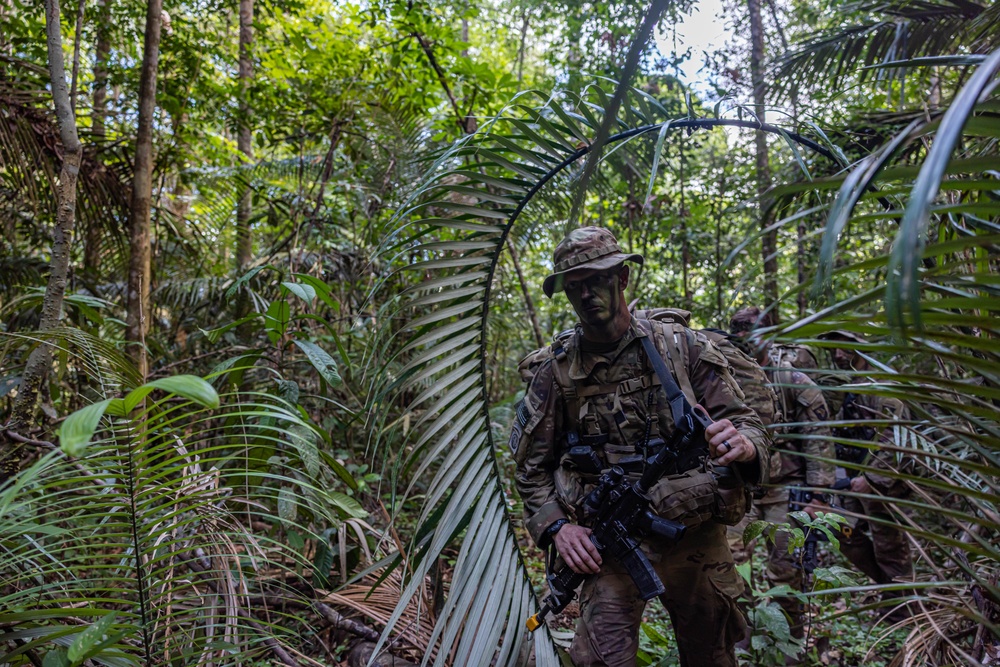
[276,379,300,406]
[60,399,113,456]
[43,649,70,667]
[736,561,752,585]
[277,486,299,525]
[293,273,340,311]
[199,315,259,344]
[312,533,334,590]
[124,375,220,413]
[287,423,321,477]
[281,281,317,305]
[264,299,291,343]
[225,264,274,301]
[644,120,674,206]
[67,613,116,664]
[320,450,360,491]
[293,340,342,386]
[324,491,367,519]
[742,519,769,545]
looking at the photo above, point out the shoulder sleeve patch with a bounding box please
[696,336,730,368]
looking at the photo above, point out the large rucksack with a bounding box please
[634,308,781,428]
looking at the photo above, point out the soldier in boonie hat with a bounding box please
[510,225,768,667]
[819,330,868,371]
[819,329,866,345]
[542,226,644,298]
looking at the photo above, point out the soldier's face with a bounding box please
[831,346,856,370]
[564,265,626,327]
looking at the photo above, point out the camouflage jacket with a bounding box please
[510,317,770,547]
[632,308,780,428]
[770,343,846,414]
[835,383,910,496]
[765,353,837,490]
[705,330,780,428]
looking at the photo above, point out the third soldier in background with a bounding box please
[819,330,915,620]
[728,307,839,638]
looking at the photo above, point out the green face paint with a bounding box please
[565,266,623,328]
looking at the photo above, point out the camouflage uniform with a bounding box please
[834,387,914,587]
[633,309,780,430]
[727,350,837,632]
[512,317,769,667]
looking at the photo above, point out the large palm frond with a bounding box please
[759,50,1000,661]
[366,82,841,666]
[772,0,994,102]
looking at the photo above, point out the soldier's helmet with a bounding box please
[542,226,644,298]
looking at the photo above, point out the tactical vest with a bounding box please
[770,343,846,414]
[516,314,750,527]
[517,317,701,474]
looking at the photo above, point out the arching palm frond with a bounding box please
[365,81,840,666]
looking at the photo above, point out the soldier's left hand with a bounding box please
[803,499,829,519]
[704,417,756,465]
[850,475,872,494]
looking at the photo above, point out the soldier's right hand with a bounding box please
[553,524,603,574]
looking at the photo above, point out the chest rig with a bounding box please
[547,319,701,478]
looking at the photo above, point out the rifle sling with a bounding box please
[638,328,693,431]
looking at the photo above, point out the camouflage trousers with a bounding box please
[569,521,747,667]
[839,494,913,586]
[726,494,805,634]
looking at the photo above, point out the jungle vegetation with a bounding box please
[1,0,999,665]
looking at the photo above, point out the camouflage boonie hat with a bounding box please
[819,330,866,346]
[542,226,643,298]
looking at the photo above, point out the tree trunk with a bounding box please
[507,242,544,348]
[516,10,528,87]
[126,0,164,380]
[234,0,254,270]
[69,0,85,111]
[749,0,778,316]
[85,0,110,278]
[4,0,84,478]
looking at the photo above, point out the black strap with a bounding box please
[638,322,693,429]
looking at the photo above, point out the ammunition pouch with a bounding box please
[648,467,717,528]
[553,466,587,522]
[566,444,604,475]
[712,464,750,526]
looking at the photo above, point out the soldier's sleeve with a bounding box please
[789,371,837,488]
[795,346,822,371]
[687,333,771,485]
[863,393,910,497]
[511,359,568,546]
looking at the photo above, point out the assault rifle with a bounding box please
[833,393,876,465]
[526,406,733,632]
[788,482,853,581]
